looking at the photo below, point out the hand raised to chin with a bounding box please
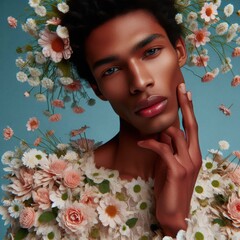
[138,83,202,237]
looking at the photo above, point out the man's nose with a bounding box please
[128,59,154,95]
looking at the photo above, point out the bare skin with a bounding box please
[85,10,202,237]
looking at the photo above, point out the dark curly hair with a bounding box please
[62,0,182,84]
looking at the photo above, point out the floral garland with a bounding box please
[7,0,240,120]
[2,122,240,239]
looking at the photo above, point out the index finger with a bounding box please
[177,83,200,151]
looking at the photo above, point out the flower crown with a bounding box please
[7,0,240,120]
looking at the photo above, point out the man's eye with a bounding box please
[103,67,119,77]
[144,48,161,58]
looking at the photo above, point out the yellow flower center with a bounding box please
[105,205,117,217]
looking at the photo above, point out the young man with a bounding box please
[63,0,202,237]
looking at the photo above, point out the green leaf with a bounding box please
[213,218,226,227]
[14,228,28,240]
[38,211,56,223]
[98,180,110,194]
[126,218,138,228]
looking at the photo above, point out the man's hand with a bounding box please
[138,83,202,237]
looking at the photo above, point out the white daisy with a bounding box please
[125,177,151,202]
[209,174,225,194]
[1,151,15,165]
[49,186,68,209]
[8,200,23,218]
[193,178,213,199]
[97,195,128,228]
[37,224,61,240]
[202,157,218,172]
[119,223,131,237]
[22,149,48,168]
[57,143,70,151]
[16,71,28,82]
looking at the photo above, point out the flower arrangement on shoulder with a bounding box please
[1,121,161,240]
[7,0,96,121]
[185,140,240,239]
[175,0,240,85]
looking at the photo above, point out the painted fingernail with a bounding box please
[179,83,186,94]
[187,91,192,101]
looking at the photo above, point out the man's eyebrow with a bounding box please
[132,33,164,52]
[92,33,164,71]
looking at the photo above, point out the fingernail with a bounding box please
[187,91,192,101]
[179,83,186,94]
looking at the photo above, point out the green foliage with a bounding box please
[14,228,28,240]
[99,180,110,194]
[126,218,138,228]
[38,211,57,223]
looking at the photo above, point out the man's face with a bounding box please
[85,10,186,135]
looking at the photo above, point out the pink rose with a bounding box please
[63,169,81,188]
[227,195,240,227]
[49,159,67,175]
[32,188,51,210]
[19,207,36,229]
[57,203,97,234]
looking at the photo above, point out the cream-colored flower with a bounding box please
[224,4,234,17]
[35,93,47,102]
[187,12,197,22]
[97,195,128,228]
[236,37,240,45]
[57,2,69,13]
[59,77,73,85]
[216,22,228,35]
[15,58,25,68]
[63,150,78,161]
[175,13,183,24]
[1,151,14,165]
[220,57,232,73]
[56,25,69,38]
[28,77,41,87]
[35,5,47,17]
[218,140,230,150]
[28,0,40,8]
[41,77,54,89]
[34,51,47,64]
[16,71,28,82]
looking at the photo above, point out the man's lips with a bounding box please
[134,95,168,118]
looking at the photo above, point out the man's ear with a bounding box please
[175,37,187,67]
[90,83,107,101]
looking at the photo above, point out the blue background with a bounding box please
[0,0,239,238]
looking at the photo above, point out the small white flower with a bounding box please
[59,77,73,85]
[63,150,78,161]
[224,4,234,17]
[176,230,186,240]
[119,223,130,237]
[16,71,28,82]
[26,51,35,63]
[57,2,69,13]
[216,22,228,35]
[236,37,240,45]
[28,0,40,8]
[214,0,221,7]
[56,25,69,38]
[29,67,42,77]
[188,21,198,31]
[35,51,47,64]
[15,58,26,68]
[193,179,213,199]
[8,200,23,218]
[218,140,230,150]
[208,149,223,156]
[35,93,47,102]
[220,58,233,73]
[41,77,54,89]
[35,5,47,17]
[28,77,41,87]
[1,151,15,165]
[26,18,37,31]
[22,149,48,168]
[210,174,225,194]
[187,12,198,22]
[175,13,183,24]
[202,157,218,172]
[0,206,11,226]
[97,195,128,228]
